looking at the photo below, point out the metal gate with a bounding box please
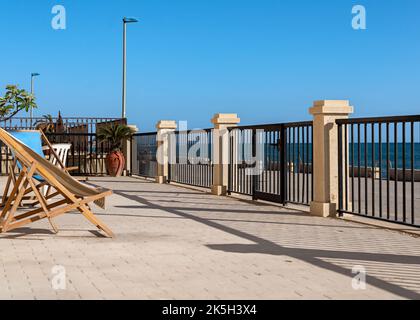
[228,121,313,206]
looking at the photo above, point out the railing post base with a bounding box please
[156,176,167,184]
[310,202,337,218]
[211,185,227,196]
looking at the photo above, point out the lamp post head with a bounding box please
[123,17,139,23]
[31,73,40,77]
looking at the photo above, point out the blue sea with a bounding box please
[265,143,420,171]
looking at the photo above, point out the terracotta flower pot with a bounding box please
[106,151,125,177]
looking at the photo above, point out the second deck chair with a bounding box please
[48,143,74,170]
[0,128,114,238]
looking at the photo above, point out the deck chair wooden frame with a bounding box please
[1,130,78,206]
[0,128,114,238]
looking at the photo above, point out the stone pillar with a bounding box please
[211,114,240,196]
[309,100,354,217]
[156,120,177,184]
[123,125,139,176]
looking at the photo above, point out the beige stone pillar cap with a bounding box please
[310,100,354,115]
[156,120,177,130]
[211,114,241,125]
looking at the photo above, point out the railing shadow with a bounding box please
[113,188,420,299]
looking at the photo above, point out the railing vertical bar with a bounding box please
[190,132,193,185]
[411,121,415,225]
[402,121,407,223]
[371,123,375,217]
[244,130,247,194]
[272,130,276,195]
[292,127,296,202]
[379,123,383,218]
[297,126,301,203]
[338,124,343,214]
[267,130,271,195]
[280,125,287,205]
[264,131,268,194]
[236,130,239,194]
[301,126,305,203]
[228,131,232,193]
[243,130,247,194]
[189,132,192,186]
[351,124,355,213]
[358,123,362,214]
[364,123,368,216]
[311,125,314,201]
[345,124,349,211]
[249,130,253,195]
[387,122,390,220]
[288,128,291,202]
[394,122,398,221]
[302,126,306,203]
[180,133,183,184]
[180,132,183,184]
[89,134,93,175]
[252,129,257,200]
[272,131,276,195]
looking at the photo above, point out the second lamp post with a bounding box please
[30,72,40,123]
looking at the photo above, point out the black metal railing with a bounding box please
[132,133,157,178]
[1,117,126,134]
[0,133,112,176]
[46,133,112,176]
[337,115,420,227]
[228,121,313,206]
[168,129,213,188]
[285,122,314,205]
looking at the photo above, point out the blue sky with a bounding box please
[1,0,420,131]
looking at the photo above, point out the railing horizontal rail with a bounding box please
[45,133,97,137]
[229,121,313,131]
[172,128,213,135]
[133,132,158,137]
[1,117,126,134]
[5,117,124,121]
[337,115,420,125]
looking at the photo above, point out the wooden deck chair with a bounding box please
[0,128,114,238]
[1,130,82,203]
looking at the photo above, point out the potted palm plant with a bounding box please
[97,124,136,177]
[34,114,55,133]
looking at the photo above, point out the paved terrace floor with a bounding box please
[0,176,419,300]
